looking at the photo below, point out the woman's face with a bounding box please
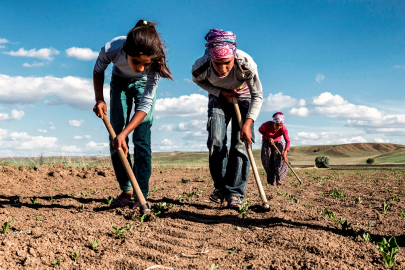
[211,56,235,77]
[273,122,283,131]
[127,54,152,73]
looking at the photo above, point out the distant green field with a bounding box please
[374,152,405,164]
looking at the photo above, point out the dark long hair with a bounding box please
[123,20,172,80]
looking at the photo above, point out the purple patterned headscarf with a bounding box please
[205,28,237,59]
[273,112,285,124]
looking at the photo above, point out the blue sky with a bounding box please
[0,0,404,157]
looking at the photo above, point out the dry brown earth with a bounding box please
[0,165,404,269]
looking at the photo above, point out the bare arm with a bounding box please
[93,70,107,119]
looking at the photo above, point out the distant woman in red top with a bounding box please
[259,112,290,185]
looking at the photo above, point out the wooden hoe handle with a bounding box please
[101,114,151,214]
[271,141,302,184]
[232,98,270,209]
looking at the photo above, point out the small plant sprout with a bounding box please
[382,201,389,215]
[35,215,43,222]
[79,205,85,210]
[133,213,148,227]
[89,239,99,250]
[225,248,240,254]
[53,212,57,216]
[368,203,372,208]
[184,191,196,199]
[177,194,185,203]
[149,187,160,193]
[210,265,218,270]
[106,196,113,205]
[151,202,167,216]
[114,185,118,189]
[100,188,106,192]
[362,233,371,245]
[51,258,62,265]
[91,189,98,194]
[68,250,81,263]
[49,196,54,201]
[101,203,105,207]
[341,220,352,231]
[276,190,283,195]
[323,208,335,219]
[400,208,405,219]
[236,226,242,231]
[31,197,38,204]
[377,237,400,268]
[1,217,15,235]
[71,193,77,197]
[354,196,362,204]
[111,222,133,238]
[238,199,251,219]
[81,192,87,197]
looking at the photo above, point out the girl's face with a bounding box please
[127,54,152,73]
[211,56,235,77]
[273,122,283,131]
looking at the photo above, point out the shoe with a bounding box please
[209,189,224,204]
[277,181,283,185]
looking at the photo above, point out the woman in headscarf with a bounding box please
[259,112,290,186]
[191,28,263,208]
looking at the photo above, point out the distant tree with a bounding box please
[315,156,330,168]
[366,158,375,165]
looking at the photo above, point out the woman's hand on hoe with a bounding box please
[283,152,289,163]
[111,133,129,157]
[220,89,240,103]
[93,100,107,119]
[268,137,275,146]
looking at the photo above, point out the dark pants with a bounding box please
[207,94,254,199]
[109,74,157,199]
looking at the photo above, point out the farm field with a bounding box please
[0,164,405,269]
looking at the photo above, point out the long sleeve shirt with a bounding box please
[94,36,160,114]
[191,49,263,121]
[259,121,291,151]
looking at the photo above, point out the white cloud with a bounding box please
[177,120,206,131]
[0,110,24,121]
[337,136,367,144]
[61,145,82,153]
[50,126,56,130]
[0,74,109,110]
[38,129,47,133]
[155,94,208,119]
[289,107,309,117]
[312,104,383,120]
[375,138,390,143]
[0,45,5,49]
[184,78,193,83]
[3,47,60,60]
[69,120,84,127]
[23,61,46,67]
[74,135,91,140]
[0,128,58,153]
[157,124,174,131]
[65,47,98,61]
[85,141,109,150]
[346,114,405,128]
[182,130,207,141]
[316,73,325,83]
[262,92,306,111]
[294,132,319,140]
[160,138,173,145]
[393,65,405,69]
[310,92,347,107]
[0,38,9,44]
[367,128,405,137]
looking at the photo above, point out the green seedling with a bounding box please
[368,204,372,208]
[133,213,148,227]
[329,189,344,199]
[149,187,160,193]
[236,226,242,231]
[362,233,371,245]
[31,197,38,204]
[308,205,313,209]
[79,204,85,210]
[238,199,250,219]
[151,202,167,216]
[91,189,98,194]
[210,265,218,270]
[81,192,87,197]
[293,198,299,204]
[377,237,400,268]
[354,196,362,204]
[196,189,204,195]
[100,188,106,192]
[71,193,77,197]
[368,221,373,227]
[344,198,349,203]
[49,196,54,201]
[111,222,133,238]
[53,212,57,216]
[400,208,405,218]
[323,208,335,219]
[89,239,99,250]
[68,250,81,263]
[184,191,196,198]
[290,182,300,188]
[225,248,240,254]
[177,195,185,203]
[1,217,15,235]
[382,201,389,214]
[390,195,401,202]
[52,258,62,265]
[341,220,352,231]
[276,190,283,195]
[100,203,105,207]
[106,196,113,205]
[317,210,323,215]
[35,215,43,222]
[114,185,118,189]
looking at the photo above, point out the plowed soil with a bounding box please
[0,165,404,269]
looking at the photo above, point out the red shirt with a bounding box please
[258,121,290,151]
